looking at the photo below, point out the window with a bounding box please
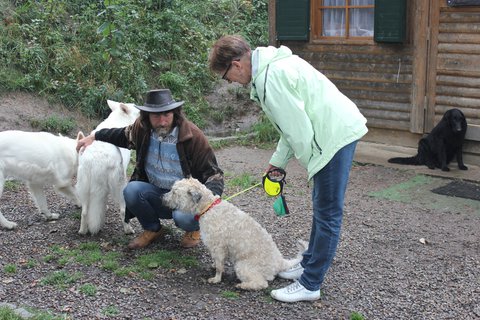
[312,0,374,40]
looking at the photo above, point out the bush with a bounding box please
[0,0,268,127]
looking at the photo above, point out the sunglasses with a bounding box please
[221,59,240,82]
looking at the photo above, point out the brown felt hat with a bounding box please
[135,89,184,113]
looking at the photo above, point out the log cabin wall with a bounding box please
[427,1,480,156]
[269,0,480,164]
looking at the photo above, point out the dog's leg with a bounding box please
[436,144,450,171]
[0,210,17,229]
[27,182,58,220]
[234,261,269,290]
[208,247,226,284]
[78,202,89,235]
[456,149,468,170]
[0,174,17,229]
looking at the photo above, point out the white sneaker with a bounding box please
[270,281,320,303]
[277,262,304,280]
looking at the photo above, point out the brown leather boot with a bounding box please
[180,230,201,248]
[128,229,165,250]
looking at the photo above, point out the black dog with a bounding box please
[388,108,468,172]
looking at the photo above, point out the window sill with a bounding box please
[310,37,375,45]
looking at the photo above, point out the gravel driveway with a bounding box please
[0,145,479,320]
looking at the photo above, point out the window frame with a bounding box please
[311,0,375,44]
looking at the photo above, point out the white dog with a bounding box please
[76,100,139,235]
[0,130,81,229]
[163,177,305,290]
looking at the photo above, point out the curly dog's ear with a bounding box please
[188,190,202,204]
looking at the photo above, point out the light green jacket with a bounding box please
[250,45,368,180]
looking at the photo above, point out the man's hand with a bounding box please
[76,133,95,152]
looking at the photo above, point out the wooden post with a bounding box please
[425,0,441,132]
[268,0,277,46]
[410,0,429,133]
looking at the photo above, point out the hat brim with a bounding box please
[135,101,184,113]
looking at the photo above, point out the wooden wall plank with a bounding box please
[438,33,480,44]
[437,53,480,72]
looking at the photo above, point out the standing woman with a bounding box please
[209,35,368,303]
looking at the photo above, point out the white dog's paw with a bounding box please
[2,220,18,230]
[208,276,221,284]
[46,213,60,220]
[123,223,135,234]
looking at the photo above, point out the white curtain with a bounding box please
[322,0,374,37]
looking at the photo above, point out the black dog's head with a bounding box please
[444,108,467,133]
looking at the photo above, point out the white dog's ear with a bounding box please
[76,131,85,140]
[189,190,202,204]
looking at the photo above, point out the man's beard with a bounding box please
[155,126,170,137]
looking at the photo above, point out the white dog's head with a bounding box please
[93,100,140,133]
[163,178,216,214]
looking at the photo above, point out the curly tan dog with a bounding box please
[163,177,305,290]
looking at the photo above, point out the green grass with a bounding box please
[26,259,37,268]
[40,270,82,290]
[29,115,76,135]
[79,283,97,297]
[221,290,240,299]
[0,0,268,126]
[350,311,365,320]
[4,264,17,274]
[41,240,197,280]
[368,174,433,202]
[227,172,257,190]
[135,250,198,270]
[3,180,21,192]
[102,306,120,317]
[0,306,23,320]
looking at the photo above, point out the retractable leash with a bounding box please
[263,168,290,217]
[222,168,289,217]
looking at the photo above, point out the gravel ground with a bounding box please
[0,145,479,320]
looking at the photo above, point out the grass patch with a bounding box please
[368,174,433,202]
[102,306,120,317]
[221,290,240,299]
[42,240,197,280]
[227,172,257,190]
[26,259,37,268]
[30,115,76,135]
[135,250,198,270]
[3,180,21,192]
[40,270,82,290]
[4,264,17,274]
[350,311,365,320]
[79,283,97,297]
[0,306,23,320]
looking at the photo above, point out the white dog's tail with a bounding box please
[280,239,308,271]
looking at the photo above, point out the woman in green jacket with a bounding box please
[209,35,367,303]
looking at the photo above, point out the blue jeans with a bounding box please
[123,181,199,232]
[298,140,358,292]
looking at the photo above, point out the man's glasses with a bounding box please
[221,59,240,82]
[222,63,233,81]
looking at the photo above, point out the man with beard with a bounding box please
[76,89,224,250]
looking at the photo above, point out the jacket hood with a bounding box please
[252,45,293,82]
